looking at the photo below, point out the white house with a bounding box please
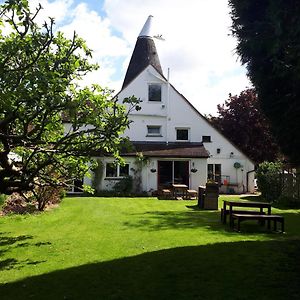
[86,16,255,194]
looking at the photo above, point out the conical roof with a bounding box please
[122,16,163,89]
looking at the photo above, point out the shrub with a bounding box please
[33,186,65,211]
[113,176,133,194]
[275,195,300,209]
[256,161,282,202]
[0,194,7,207]
[1,193,36,215]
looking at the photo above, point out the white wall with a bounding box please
[117,66,255,193]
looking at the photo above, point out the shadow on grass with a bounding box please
[123,209,224,232]
[0,232,49,270]
[0,240,299,300]
[240,194,267,202]
[123,208,300,236]
[0,232,33,247]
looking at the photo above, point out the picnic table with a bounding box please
[172,183,188,199]
[222,200,272,227]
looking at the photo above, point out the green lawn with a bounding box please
[0,195,299,299]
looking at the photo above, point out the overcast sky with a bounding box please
[26,0,252,115]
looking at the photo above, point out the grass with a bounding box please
[0,195,299,299]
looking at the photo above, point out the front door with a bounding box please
[158,160,189,189]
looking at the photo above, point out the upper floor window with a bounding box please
[106,163,129,178]
[176,128,189,141]
[202,135,211,143]
[148,84,161,101]
[147,125,161,136]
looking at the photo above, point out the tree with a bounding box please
[209,88,280,163]
[229,0,300,165]
[0,0,139,208]
[256,161,283,202]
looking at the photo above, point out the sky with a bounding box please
[15,0,252,115]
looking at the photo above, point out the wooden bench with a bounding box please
[220,208,265,223]
[231,213,284,233]
[159,189,172,199]
[187,189,198,200]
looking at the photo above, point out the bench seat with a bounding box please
[231,213,284,233]
[158,189,172,200]
[187,189,198,199]
[220,208,265,223]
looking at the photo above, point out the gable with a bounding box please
[116,66,254,164]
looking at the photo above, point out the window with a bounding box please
[67,178,84,193]
[106,163,117,177]
[106,163,129,178]
[119,164,129,177]
[202,135,211,143]
[207,164,221,184]
[147,125,161,136]
[176,129,189,141]
[148,84,161,101]
[158,160,189,188]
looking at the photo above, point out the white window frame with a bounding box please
[105,163,130,178]
[176,128,190,141]
[147,125,162,137]
[148,83,162,102]
[67,178,84,194]
[202,135,212,143]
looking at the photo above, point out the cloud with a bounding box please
[18,0,251,114]
[27,0,130,91]
[103,0,251,115]
[29,0,74,25]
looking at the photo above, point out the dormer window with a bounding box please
[148,84,161,101]
[176,128,189,141]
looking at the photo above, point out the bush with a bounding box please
[0,194,7,207]
[275,195,300,209]
[1,193,36,215]
[113,176,133,194]
[1,187,66,215]
[256,161,282,202]
[34,186,65,211]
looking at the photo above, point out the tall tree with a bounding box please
[209,89,280,163]
[229,0,300,165]
[0,0,139,204]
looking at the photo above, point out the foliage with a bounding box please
[132,152,149,193]
[1,186,65,214]
[0,0,140,203]
[209,89,280,163]
[275,195,300,209]
[229,0,300,165]
[32,185,65,211]
[113,175,133,194]
[1,193,35,215]
[256,161,282,202]
[0,193,7,207]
